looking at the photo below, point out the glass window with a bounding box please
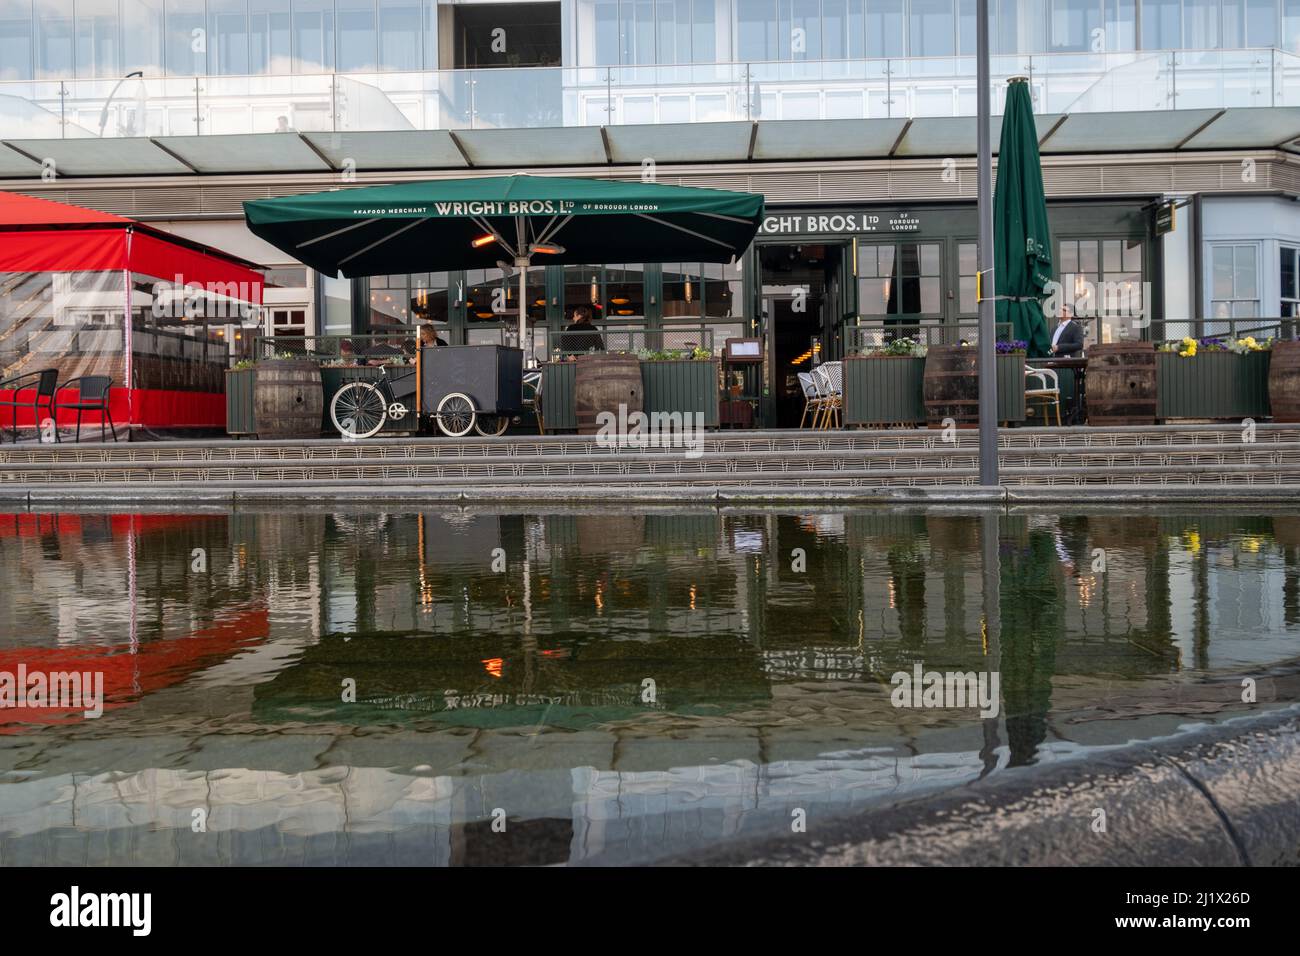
[465,267,511,323]
[738,0,778,60]
[1243,0,1278,46]
[124,0,164,74]
[1210,244,1259,318]
[996,0,1047,53]
[593,0,619,65]
[293,0,335,71]
[958,241,978,314]
[1140,0,1178,49]
[909,0,954,57]
[337,0,376,71]
[36,0,74,78]
[957,0,977,55]
[210,0,249,75]
[692,0,716,61]
[165,0,206,75]
[1184,0,1220,48]
[663,262,703,317]
[866,0,904,57]
[562,265,602,318]
[251,0,291,72]
[626,0,654,63]
[1287,0,1300,53]
[791,0,821,58]
[1282,247,1299,318]
[1105,0,1135,50]
[858,243,895,316]
[657,0,690,64]
[77,0,120,77]
[897,241,941,314]
[1049,0,1101,52]
[379,0,420,70]
[0,1,33,81]
[604,264,645,317]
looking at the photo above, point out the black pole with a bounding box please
[976,0,998,485]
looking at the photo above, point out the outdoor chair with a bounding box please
[813,362,844,429]
[55,376,117,442]
[1024,366,1062,427]
[0,368,59,443]
[797,372,823,428]
[523,369,544,434]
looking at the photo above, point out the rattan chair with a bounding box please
[1024,366,1062,427]
[813,361,844,429]
[797,371,823,428]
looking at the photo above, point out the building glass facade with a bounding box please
[0,0,1297,81]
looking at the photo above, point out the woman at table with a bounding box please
[418,323,448,348]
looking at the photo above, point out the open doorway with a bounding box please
[759,243,845,429]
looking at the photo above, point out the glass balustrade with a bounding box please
[0,48,1294,140]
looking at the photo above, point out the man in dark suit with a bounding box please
[1050,307,1085,357]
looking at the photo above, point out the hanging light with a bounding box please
[471,234,496,248]
[590,275,598,303]
[684,280,692,303]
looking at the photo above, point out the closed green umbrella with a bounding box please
[993,78,1053,359]
[245,175,764,347]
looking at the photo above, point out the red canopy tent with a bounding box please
[0,192,264,434]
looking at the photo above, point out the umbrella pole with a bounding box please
[516,258,528,357]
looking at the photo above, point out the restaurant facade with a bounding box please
[0,0,1297,430]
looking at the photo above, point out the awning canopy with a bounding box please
[0,191,265,292]
[243,174,765,278]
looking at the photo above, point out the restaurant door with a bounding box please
[758,242,851,429]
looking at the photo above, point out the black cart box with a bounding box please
[420,345,524,415]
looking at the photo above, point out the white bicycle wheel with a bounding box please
[473,414,510,437]
[435,392,476,437]
[331,381,387,439]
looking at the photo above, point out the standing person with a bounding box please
[1050,305,1085,357]
[418,323,447,348]
[561,305,604,355]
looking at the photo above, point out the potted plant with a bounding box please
[1156,335,1272,421]
[843,336,927,426]
[994,339,1028,424]
[638,346,720,427]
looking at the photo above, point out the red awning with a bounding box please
[0,191,264,297]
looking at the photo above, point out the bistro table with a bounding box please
[1033,356,1087,426]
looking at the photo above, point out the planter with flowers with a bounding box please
[1156,335,1272,421]
[541,347,718,432]
[994,340,1028,423]
[844,337,928,426]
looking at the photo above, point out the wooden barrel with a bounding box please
[1087,342,1156,425]
[1268,340,1300,423]
[923,345,979,427]
[575,353,643,436]
[253,359,323,439]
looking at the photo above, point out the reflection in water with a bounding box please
[0,507,1298,865]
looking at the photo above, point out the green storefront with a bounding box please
[342,198,1158,429]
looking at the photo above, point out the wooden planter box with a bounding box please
[1157,350,1271,420]
[844,356,926,425]
[225,367,256,436]
[847,353,1024,427]
[320,365,419,434]
[640,359,720,427]
[540,359,719,431]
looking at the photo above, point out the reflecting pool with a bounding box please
[1,506,1298,865]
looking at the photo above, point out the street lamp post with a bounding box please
[975,0,999,486]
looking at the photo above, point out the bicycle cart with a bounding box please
[329,344,524,439]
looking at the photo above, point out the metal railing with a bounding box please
[6,48,1295,140]
[1147,317,1298,345]
[547,325,716,359]
[844,321,1015,354]
[251,333,419,364]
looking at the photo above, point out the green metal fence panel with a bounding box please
[225,368,256,435]
[843,356,926,425]
[640,360,720,427]
[1157,351,1271,420]
[541,362,577,431]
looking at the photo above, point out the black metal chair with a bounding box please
[0,368,59,443]
[55,375,117,443]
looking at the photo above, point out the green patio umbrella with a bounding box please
[244,174,764,346]
[993,78,1053,359]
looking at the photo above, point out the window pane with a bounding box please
[792,0,821,58]
[692,0,716,62]
[627,0,654,64]
[605,264,645,317]
[910,0,954,57]
[1102,238,1121,272]
[899,242,921,275]
[210,0,249,75]
[36,0,74,78]
[1122,239,1142,272]
[379,0,421,70]
[959,276,976,313]
[866,0,904,57]
[1185,0,1219,48]
[77,0,120,77]
[165,0,206,75]
[919,242,941,275]
[0,1,33,80]
[1059,239,1078,273]
[877,243,895,277]
[1234,245,1257,297]
[997,0,1048,53]
[251,0,292,73]
[958,241,977,274]
[338,0,376,71]
[1050,0,1101,52]
[859,277,889,315]
[957,0,977,55]
[1212,246,1235,298]
[1078,240,1098,274]
[593,0,619,65]
[1287,0,1300,54]
[918,277,941,313]
[738,0,778,60]
[1246,0,1277,46]
[294,0,335,72]
[1105,0,1135,50]
[1282,247,1299,300]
